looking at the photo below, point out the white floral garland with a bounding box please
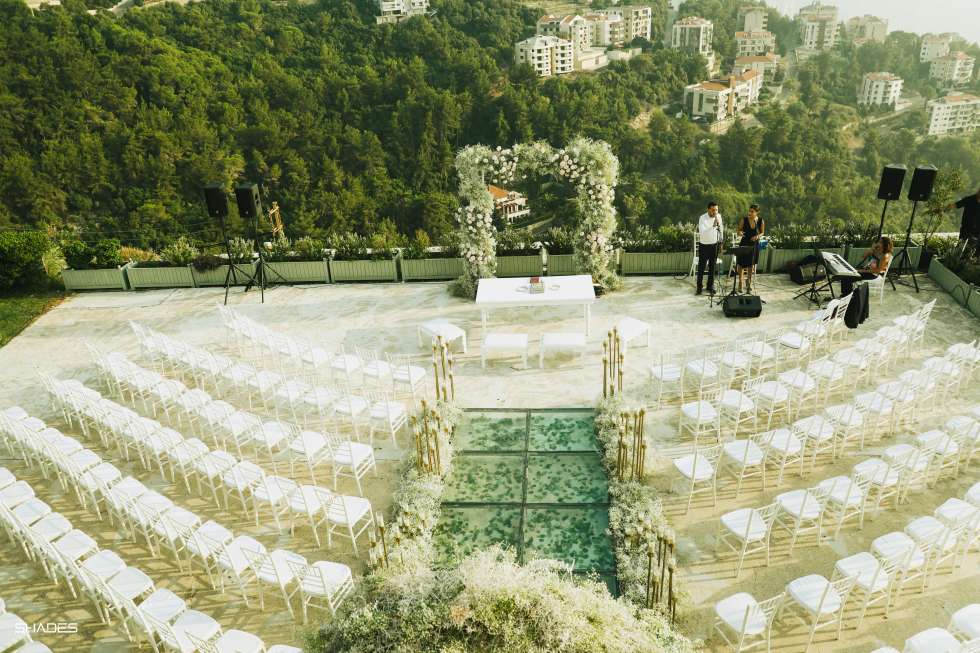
[453,138,621,296]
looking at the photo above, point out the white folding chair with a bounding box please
[712,591,783,653]
[780,575,854,652]
[716,503,779,577]
[673,444,722,513]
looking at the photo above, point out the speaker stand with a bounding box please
[889,201,920,293]
[876,199,891,241]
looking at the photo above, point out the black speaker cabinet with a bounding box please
[908,165,938,202]
[235,183,263,219]
[203,184,229,218]
[877,164,907,201]
[723,295,763,318]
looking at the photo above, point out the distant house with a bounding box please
[376,0,428,25]
[920,33,955,63]
[672,16,717,74]
[927,93,980,136]
[930,52,976,87]
[738,5,768,32]
[515,35,574,78]
[489,186,529,224]
[735,30,776,57]
[684,70,763,122]
[733,53,781,83]
[796,2,838,51]
[859,72,903,107]
[846,15,888,44]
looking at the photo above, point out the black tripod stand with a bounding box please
[216,213,259,306]
[240,214,288,304]
[889,201,920,293]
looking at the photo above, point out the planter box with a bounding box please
[400,258,463,281]
[545,253,581,276]
[967,287,980,319]
[928,258,973,306]
[265,260,329,284]
[191,263,257,287]
[127,264,194,289]
[621,252,692,275]
[61,264,131,291]
[496,254,544,277]
[329,259,398,282]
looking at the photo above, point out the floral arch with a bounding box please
[452,138,621,297]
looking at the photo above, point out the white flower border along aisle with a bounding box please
[451,138,622,298]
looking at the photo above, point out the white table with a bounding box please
[475,275,596,336]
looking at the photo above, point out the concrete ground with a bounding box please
[0,272,976,651]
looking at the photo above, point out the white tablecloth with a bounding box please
[475,275,596,335]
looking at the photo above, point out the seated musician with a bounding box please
[841,236,893,296]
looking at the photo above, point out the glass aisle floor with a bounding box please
[433,409,617,594]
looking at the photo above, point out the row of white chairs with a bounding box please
[716,429,980,577]
[86,349,377,494]
[673,388,980,511]
[217,305,427,398]
[130,321,409,447]
[871,602,980,653]
[0,405,356,625]
[39,379,374,555]
[0,466,305,652]
[654,300,941,410]
[714,485,980,653]
[0,598,50,653]
[678,337,977,457]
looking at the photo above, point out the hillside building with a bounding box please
[672,16,717,73]
[584,13,626,48]
[930,52,976,86]
[735,30,776,57]
[538,15,593,55]
[738,5,768,32]
[859,72,903,107]
[920,33,954,62]
[488,186,530,224]
[515,35,574,78]
[846,15,887,43]
[797,2,839,51]
[927,93,980,136]
[602,6,653,42]
[684,70,763,122]
[734,53,781,83]
[376,0,428,24]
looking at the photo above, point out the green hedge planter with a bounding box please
[767,247,845,273]
[191,263,257,287]
[400,258,464,281]
[545,253,581,276]
[61,264,131,291]
[621,252,692,275]
[496,255,544,277]
[127,264,194,289]
[264,260,329,284]
[329,259,399,282]
[929,258,973,306]
[967,287,980,319]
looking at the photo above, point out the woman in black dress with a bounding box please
[736,205,765,293]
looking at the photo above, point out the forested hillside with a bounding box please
[0,0,978,251]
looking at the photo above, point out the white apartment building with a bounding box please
[376,0,428,24]
[927,93,980,136]
[585,13,626,48]
[859,72,903,107]
[515,36,574,78]
[846,15,887,43]
[537,15,593,55]
[663,0,683,46]
[734,53,781,83]
[672,16,713,56]
[920,33,954,63]
[930,52,976,86]
[684,70,762,122]
[602,6,653,42]
[735,30,776,57]
[738,5,768,32]
[797,2,838,51]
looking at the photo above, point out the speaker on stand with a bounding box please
[204,184,253,306]
[876,164,906,240]
[891,165,937,293]
[233,183,286,303]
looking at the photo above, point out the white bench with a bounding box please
[539,333,587,368]
[418,319,467,354]
[616,317,651,354]
[482,333,528,369]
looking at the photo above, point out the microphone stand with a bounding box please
[708,219,724,308]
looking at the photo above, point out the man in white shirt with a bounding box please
[696,201,723,295]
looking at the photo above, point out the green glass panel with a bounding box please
[525,454,608,504]
[433,506,521,566]
[442,455,524,503]
[522,507,614,572]
[528,412,597,452]
[456,411,526,452]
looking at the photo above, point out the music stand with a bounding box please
[792,249,835,306]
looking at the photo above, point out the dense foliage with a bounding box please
[0,231,51,289]
[0,0,978,262]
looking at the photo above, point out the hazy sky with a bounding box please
[767,0,980,46]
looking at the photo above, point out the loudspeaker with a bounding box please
[723,295,763,318]
[908,165,938,202]
[877,164,907,201]
[203,184,229,218]
[234,183,263,219]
